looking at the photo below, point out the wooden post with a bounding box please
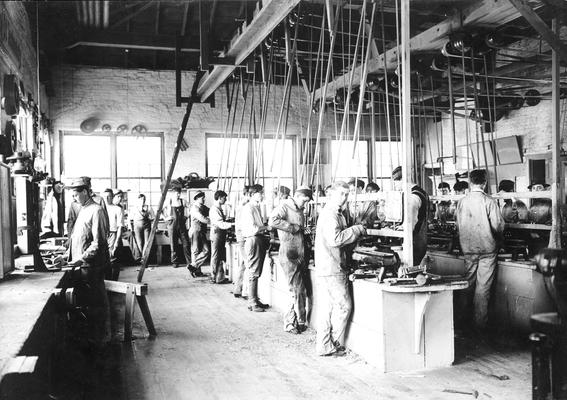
[549,18,561,248]
[400,0,413,266]
[137,71,204,282]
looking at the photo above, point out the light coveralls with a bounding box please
[269,198,308,332]
[68,197,110,347]
[314,202,365,356]
[240,200,269,307]
[190,203,210,270]
[106,203,124,280]
[455,188,505,329]
[210,202,232,283]
[130,204,156,260]
[233,198,250,296]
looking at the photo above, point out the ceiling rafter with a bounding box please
[314,0,546,101]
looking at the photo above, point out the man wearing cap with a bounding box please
[60,177,110,348]
[209,190,233,284]
[435,182,452,223]
[455,169,505,332]
[67,176,109,236]
[315,181,366,356]
[240,184,271,312]
[105,189,124,280]
[392,166,429,266]
[269,187,313,333]
[528,180,552,224]
[190,191,210,276]
[164,187,195,273]
[232,186,251,299]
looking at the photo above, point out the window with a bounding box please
[374,141,401,191]
[63,132,164,209]
[206,135,294,194]
[331,139,369,183]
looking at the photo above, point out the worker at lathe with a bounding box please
[269,187,313,334]
[314,181,366,357]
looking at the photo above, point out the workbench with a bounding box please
[346,279,467,372]
[427,251,556,332]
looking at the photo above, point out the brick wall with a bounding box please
[421,97,567,191]
[50,65,374,187]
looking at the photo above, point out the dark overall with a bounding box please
[411,185,429,266]
[167,202,192,266]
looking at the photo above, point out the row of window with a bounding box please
[62,132,402,210]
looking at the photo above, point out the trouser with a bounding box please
[210,230,227,282]
[106,231,121,281]
[245,235,267,306]
[316,274,352,356]
[168,221,192,266]
[233,241,246,295]
[190,229,210,269]
[462,252,498,329]
[280,254,307,331]
[133,221,151,260]
[68,267,109,349]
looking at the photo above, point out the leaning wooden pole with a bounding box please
[549,18,561,249]
[137,73,203,282]
[400,0,413,266]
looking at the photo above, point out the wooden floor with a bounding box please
[116,265,532,400]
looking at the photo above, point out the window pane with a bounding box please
[260,139,293,178]
[332,140,368,182]
[63,136,111,177]
[207,137,248,178]
[117,136,162,177]
[117,178,162,209]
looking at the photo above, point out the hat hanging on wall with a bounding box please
[117,124,128,133]
[101,124,112,132]
[80,117,100,133]
[131,124,148,134]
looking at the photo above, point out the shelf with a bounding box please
[505,223,552,231]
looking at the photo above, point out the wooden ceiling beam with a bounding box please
[65,32,201,53]
[196,0,301,102]
[508,0,567,62]
[314,0,545,101]
[109,1,153,30]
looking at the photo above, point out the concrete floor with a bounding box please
[115,265,531,400]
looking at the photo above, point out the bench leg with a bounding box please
[136,295,157,337]
[124,285,136,342]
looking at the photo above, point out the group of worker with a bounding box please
[49,166,531,357]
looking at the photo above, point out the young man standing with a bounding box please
[240,184,271,312]
[315,181,366,356]
[455,169,505,331]
[232,186,251,299]
[269,187,313,334]
[392,166,429,266]
[190,191,210,276]
[209,190,233,284]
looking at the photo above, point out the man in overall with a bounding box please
[190,191,210,276]
[392,166,429,266]
[209,190,233,284]
[455,169,504,331]
[164,188,197,275]
[240,184,271,312]
[60,177,110,350]
[269,187,313,334]
[315,181,366,356]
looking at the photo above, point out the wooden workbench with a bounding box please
[427,251,556,332]
[346,279,467,372]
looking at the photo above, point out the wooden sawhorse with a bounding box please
[104,280,157,341]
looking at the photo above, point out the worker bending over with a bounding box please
[455,169,504,331]
[315,181,366,356]
[269,187,313,334]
